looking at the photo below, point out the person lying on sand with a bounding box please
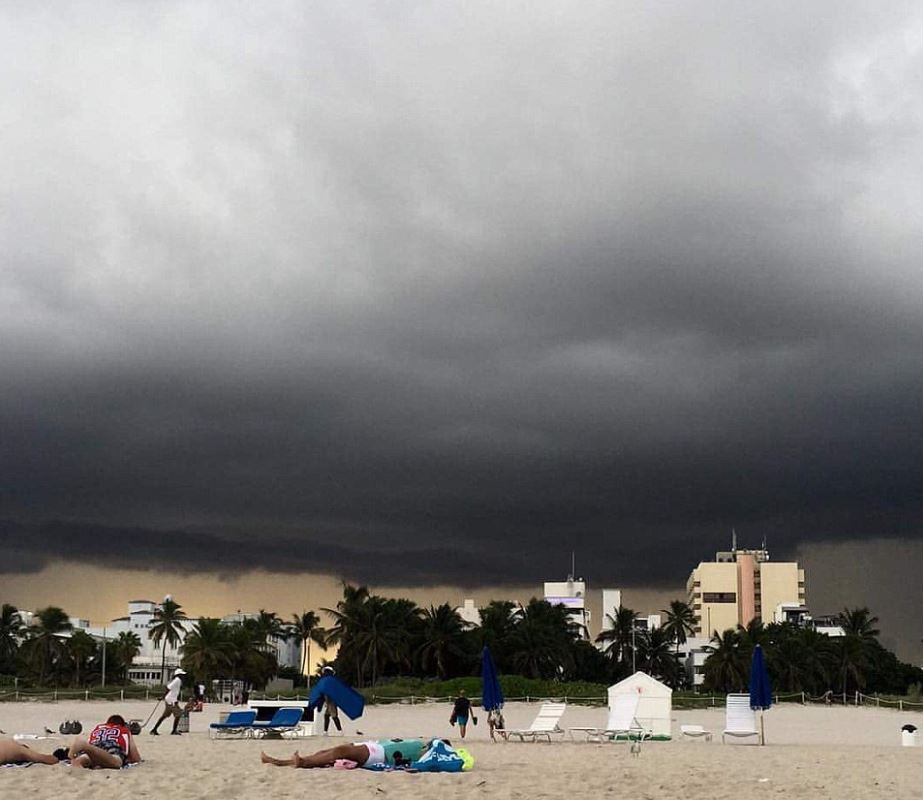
[261,737,439,769]
[68,714,141,769]
[0,738,66,766]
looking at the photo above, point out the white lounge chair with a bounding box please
[722,694,760,744]
[680,724,712,742]
[569,693,652,743]
[506,702,567,742]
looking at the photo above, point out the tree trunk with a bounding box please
[161,647,167,685]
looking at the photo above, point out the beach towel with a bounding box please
[408,739,466,772]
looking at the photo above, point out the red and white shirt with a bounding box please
[89,723,132,755]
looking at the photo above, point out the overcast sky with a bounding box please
[1,3,922,653]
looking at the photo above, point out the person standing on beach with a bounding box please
[487,708,507,742]
[449,689,476,739]
[319,666,342,734]
[323,694,342,734]
[150,668,186,735]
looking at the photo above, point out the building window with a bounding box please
[702,592,736,603]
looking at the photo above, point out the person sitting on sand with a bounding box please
[68,714,141,769]
[261,737,433,769]
[0,738,66,766]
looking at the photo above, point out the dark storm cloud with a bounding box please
[2,3,923,594]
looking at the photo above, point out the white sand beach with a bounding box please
[1,700,922,799]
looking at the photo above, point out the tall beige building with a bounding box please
[686,539,805,637]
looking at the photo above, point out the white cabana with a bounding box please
[607,671,672,739]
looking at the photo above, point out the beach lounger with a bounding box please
[722,694,759,744]
[209,710,257,739]
[506,703,567,742]
[250,707,305,738]
[680,724,712,742]
[569,693,652,743]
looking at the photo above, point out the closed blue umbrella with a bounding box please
[749,644,772,744]
[308,675,365,720]
[481,646,504,712]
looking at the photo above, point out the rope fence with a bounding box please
[3,687,921,712]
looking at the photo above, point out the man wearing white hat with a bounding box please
[150,668,187,736]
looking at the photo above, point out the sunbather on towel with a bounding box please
[261,737,433,769]
[0,739,65,766]
[68,714,141,769]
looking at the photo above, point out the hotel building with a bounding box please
[686,539,805,637]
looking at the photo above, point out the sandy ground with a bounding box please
[2,699,923,799]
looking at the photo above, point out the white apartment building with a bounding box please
[544,577,590,638]
[455,599,481,626]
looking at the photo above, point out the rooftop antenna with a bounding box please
[568,551,575,582]
[731,528,737,552]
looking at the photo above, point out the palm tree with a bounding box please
[254,610,286,653]
[149,598,188,684]
[382,598,422,676]
[226,621,279,690]
[181,618,233,688]
[290,611,327,682]
[111,631,142,683]
[836,633,869,693]
[417,603,468,679]
[637,627,681,686]
[507,599,580,680]
[595,605,637,666]
[322,583,373,684]
[837,608,880,640]
[702,628,748,692]
[67,630,97,687]
[660,600,697,655]
[348,595,401,687]
[23,606,72,684]
[476,600,517,672]
[0,604,25,671]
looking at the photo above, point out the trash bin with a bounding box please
[901,724,917,747]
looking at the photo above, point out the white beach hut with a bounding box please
[607,671,672,739]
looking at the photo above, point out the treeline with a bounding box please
[4,590,922,697]
[324,585,690,687]
[702,609,923,696]
[321,585,923,696]
[0,605,142,687]
[0,601,302,690]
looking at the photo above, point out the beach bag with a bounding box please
[456,748,474,771]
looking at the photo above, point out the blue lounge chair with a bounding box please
[209,710,257,739]
[250,707,305,738]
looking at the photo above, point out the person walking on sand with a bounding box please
[449,689,477,739]
[69,714,142,769]
[150,668,186,735]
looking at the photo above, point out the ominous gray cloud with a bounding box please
[2,3,923,635]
